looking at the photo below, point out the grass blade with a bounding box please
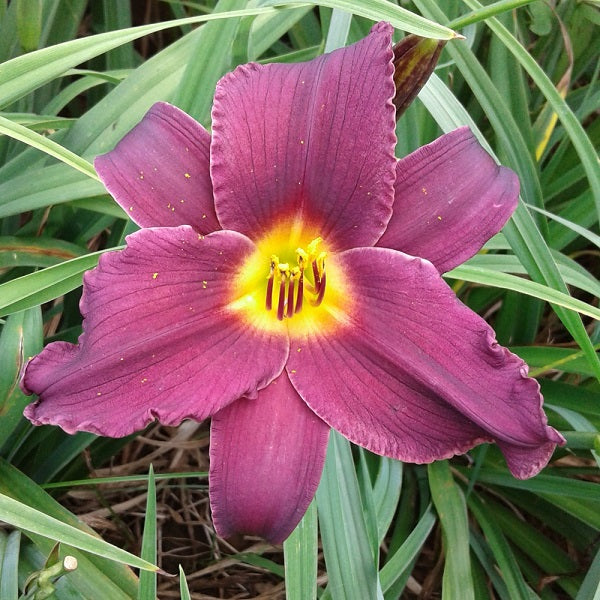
[316,431,381,600]
[0,493,157,572]
[265,0,459,39]
[138,465,157,600]
[283,500,318,600]
[428,461,474,600]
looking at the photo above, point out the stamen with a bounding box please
[265,256,278,311]
[310,270,326,306]
[277,277,286,321]
[295,270,304,314]
[265,274,274,311]
[277,263,289,321]
[286,271,297,319]
[312,260,321,293]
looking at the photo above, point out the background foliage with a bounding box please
[0,0,598,598]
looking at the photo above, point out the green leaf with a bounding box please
[428,461,474,600]
[0,114,99,179]
[316,432,382,600]
[0,492,157,572]
[0,530,20,600]
[0,307,42,449]
[179,565,191,600]
[380,506,436,595]
[283,500,318,600]
[173,0,246,124]
[138,465,157,600]
[0,6,291,108]
[16,0,42,52]
[447,264,600,321]
[468,494,536,600]
[0,247,118,318]
[577,544,600,600]
[461,0,600,220]
[264,0,459,39]
[0,236,84,268]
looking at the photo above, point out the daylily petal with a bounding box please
[211,22,396,251]
[22,227,288,436]
[209,371,329,543]
[377,127,519,273]
[287,247,563,478]
[94,102,220,234]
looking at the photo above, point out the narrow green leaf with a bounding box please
[428,461,474,600]
[462,0,600,220]
[576,544,600,600]
[468,494,535,600]
[0,115,99,180]
[447,0,538,30]
[0,236,84,268]
[0,307,42,449]
[447,265,600,321]
[0,6,289,108]
[0,247,118,318]
[0,459,138,598]
[173,0,245,124]
[0,530,20,600]
[179,565,191,600]
[0,493,157,571]
[380,506,436,594]
[265,0,459,39]
[283,500,318,600]
[526,204,600,250]
[138,465,157,600]
[16,0,42,52]
[316,431,381,600]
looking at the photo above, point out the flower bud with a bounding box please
[392,35,446,119]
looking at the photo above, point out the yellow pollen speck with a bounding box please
[202,214,207,219]
[297,348,302,352]
[129,206,134,212]
[152,272,158,279]
[300,140,304,145]
[141,378,148,384]
[97,392,102,396]
[198,234,204,240]
[422,187,428,195]
[180,199,185,203]
[184,172,191,179]
[202,280,208,289]
[291,369,297,374]
[437,215,442,221]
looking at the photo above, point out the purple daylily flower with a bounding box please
[22,22,564,543]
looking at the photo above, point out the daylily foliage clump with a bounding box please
[22,23,563,543]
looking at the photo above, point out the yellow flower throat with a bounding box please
[266,237,327,321]
[229,219,350,335]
